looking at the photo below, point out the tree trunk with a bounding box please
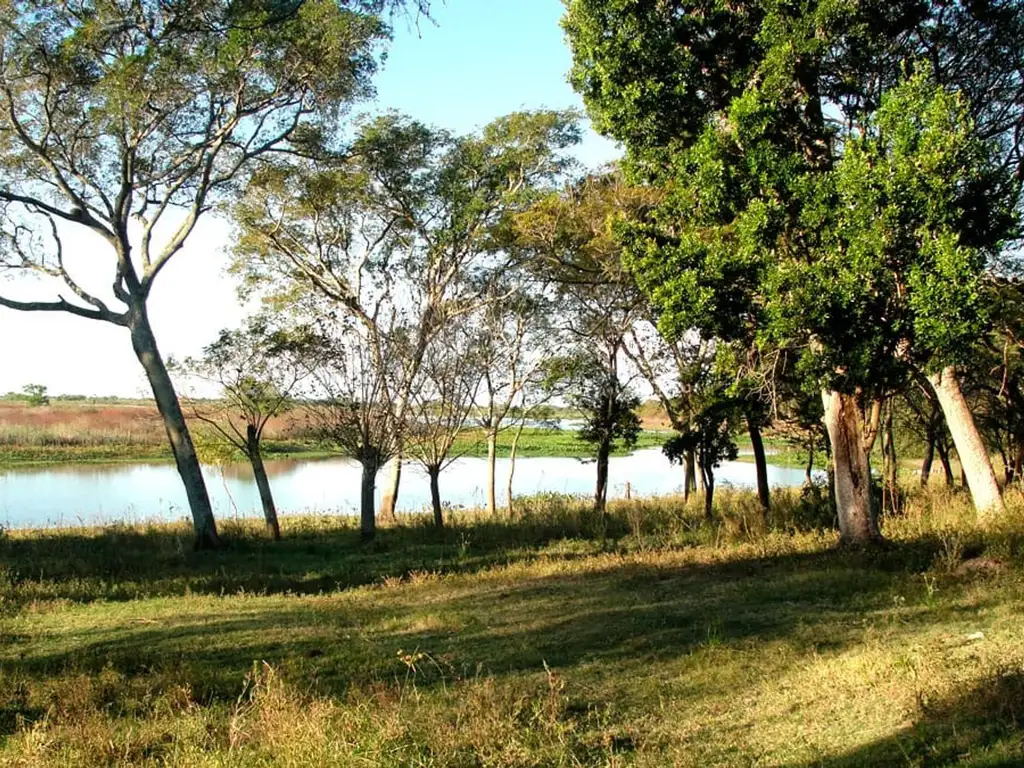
[936,439,955,486]
[747,417,770,512]
[703,462,715,521]
[928,366,1004,517]
[129,309,219,549]
[428,467,443,529]
[684,449,697,501]
[378,457,401,522]
[360,460,377,540]
[486,430,498,516]
[805,437,815,486]
[820,390,880,544]
[595,438,611,514]
[920,431,935,489]
[882,401,898,515]
[247,431,280,541]
[506,421,525,518]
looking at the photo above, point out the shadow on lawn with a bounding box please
[4,539,967,701]
[805,669,1024,767]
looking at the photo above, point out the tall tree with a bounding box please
[232,110,578,532]
[565,0,1021,540]
[174,318,310,540]
[0,0,416,547]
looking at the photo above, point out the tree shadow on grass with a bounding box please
[805,669,1024,767]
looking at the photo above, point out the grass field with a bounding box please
[0,401,669,467]
[2,488,1023,766]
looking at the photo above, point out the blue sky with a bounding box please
[0,0,619,397]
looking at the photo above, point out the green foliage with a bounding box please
[21,383,49,408]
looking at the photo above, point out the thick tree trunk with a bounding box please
[486,430,498,516]
[359,460,377,540]
[428,468,443,529]
[928,366,1004,517]
[920,432,935,489]
[129,310,219,549]
[378,457,401,522]
[747,417,770,512]
[247,432,280,541]
[821,390,880,544]
[595,438,611,514]
[684,449,697,501]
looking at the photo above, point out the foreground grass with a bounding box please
[2,489,1024,766]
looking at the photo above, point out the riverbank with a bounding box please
[0,427,669,468]
[2,489,1023,766]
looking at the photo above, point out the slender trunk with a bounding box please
[936,439,955,486]
[696,457,706,493]
[506,421,525,518]
[805,437,815,486]
[920,431,935,489]
[428,467,443,529]
[378,457,401,523]
[747,417,770,512]
[486,430,498,516]
[821,390,880,544]
[703,462,715,520]
[595,438,611,514]
[129,309,218,549]
[247,430,280,541]
[360,460,377,540]
[684,449,697,501]
[882,401,898,515]
[929,366,1004,517]
[1013,448,1023,488]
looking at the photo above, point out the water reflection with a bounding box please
[0,448,822,529]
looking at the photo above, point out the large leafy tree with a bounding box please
[0,0,423,547]
[565,0,1022,542]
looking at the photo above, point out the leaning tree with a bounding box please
[0,0,423,547]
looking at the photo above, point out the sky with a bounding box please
[0,0,620,397]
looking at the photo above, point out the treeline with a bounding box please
[0,0,1021,549]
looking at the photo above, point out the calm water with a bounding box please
[0,448,820,529]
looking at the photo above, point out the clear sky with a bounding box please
[0,0,620,397]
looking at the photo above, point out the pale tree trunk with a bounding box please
[928,366,1004,517]
[595,438,611,515]
[359,460,377,540]
[747,417,770,512]
[378,457,401,523]
[486,430,498,516]
[506,421,525,518]
[684,449,697,501]
[821,390,880,544]
[129,308,219,549]
[246,430,280,541]
[428,467,443,529]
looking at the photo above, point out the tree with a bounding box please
[557,354,641,514]
[306,319,402,539]
[565,0,1022,541]
[404,320,481,528]
[471,279,558,516]
[0,0,421,547]
[233,110,579,526]
[174,318,310,540]
[21,384,48,408]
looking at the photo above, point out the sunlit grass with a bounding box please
[1,489,1023,766]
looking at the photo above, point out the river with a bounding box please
[0,448,819,529]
